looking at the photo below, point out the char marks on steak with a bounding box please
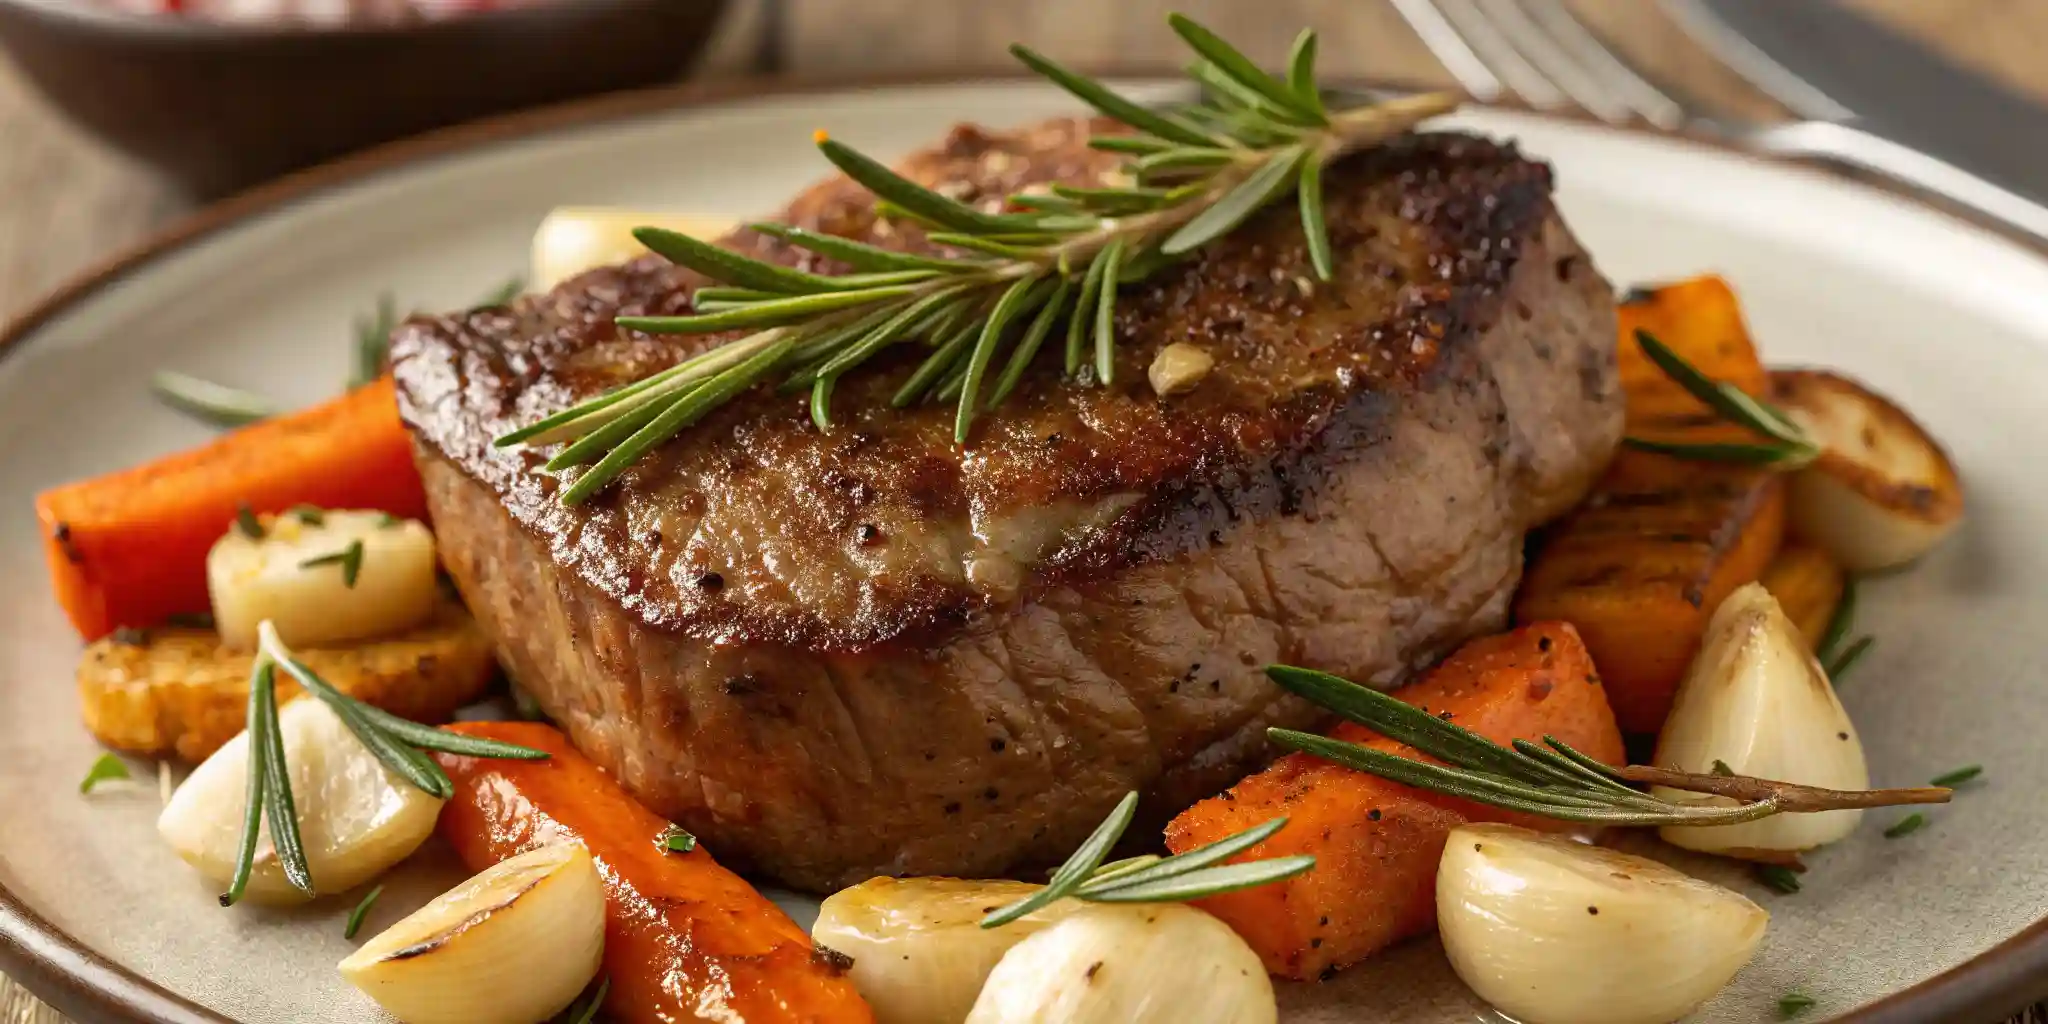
[393,117,1623,891]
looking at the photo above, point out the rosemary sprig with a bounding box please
[300,539,365,588]
[218,623,550,907]
[344,884,384,940]
[497,16,1461,504]
[979,790,1314,928]
[1263,665,1950,828]
[1622,330,1822,467]
[1815,576,1875,682]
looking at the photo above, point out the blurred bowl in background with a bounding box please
[0,0,732,198]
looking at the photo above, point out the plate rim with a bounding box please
[3,70,2045,1024]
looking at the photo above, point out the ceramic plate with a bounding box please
[3,78,2047,1024]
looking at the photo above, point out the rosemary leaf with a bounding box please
[352,293,399,389]
[1297,156,1333,282]
[1930,765,1983,788]
[1757,864,1803,894]
[658,824,698,854]
[1008,44,1218,148]
[235,505,265,540]
[990,278,1073,407]
[1067,244,1114,375]
[1285,29,1325,117]
[79,753,131,794]
[543,389,693,471]
[1081,856,1317,903]
[265,641,455,799]
[957,274,1046,442]
[220,658,270,907]
[151,372,280,428]
[1188,60,1320,131]
[299,539,365,589]
[634,227,848,295]
[1623,436,1816,467]
[818,138,1044,235]
[353,705,548,761]
[1169,13,1326,124]
[621,285,918,335]
[1778,992,1817,1019]
[1093,238,1128,385]
[1087,135,1181,155]
[983,791,1138,928]
[1816,576,1859,665]
[1083,855,1164,888]
[811,376,835,431]
[1075,815,1290,896]
[894,312,981,408]
[751,223,987,273]
[255,663,315,895]
[923,233,1053,261]
[479,277,525,307]
[809,289,970,382]
[1266,666,1545,785]
[1826,636,1874,683]
[1163,145,1308,255]
[563,978,610,1024]
[345,885,384,939]
[1634,330,1816,452]
[1132,148,1236,180]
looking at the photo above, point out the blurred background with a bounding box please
[0,0,2039,326]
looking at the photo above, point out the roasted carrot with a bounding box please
[35,377,428,641]
[1166,624,1624,980]
[1515,275,1787,733]
[434,722,874,1024]
[1760,543,1847,648]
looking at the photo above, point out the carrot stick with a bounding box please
[35,377,428,641]
[434,722,875,1024]
[1164,624,1625,980]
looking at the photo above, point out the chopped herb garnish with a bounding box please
[235,505,265,540]
[559,978,609,1024]
[344,885,384,940]
[290,505,326,526]
[1930,765,1983,788]
[375,512,400,528]
[1883,813,1928,839]
[79,753,131,794]
[300,539,365,588]
[1825,635,1874,683]
[1756,864,1802,894]
[658,824,698,854]
[1778,991,1816,1018]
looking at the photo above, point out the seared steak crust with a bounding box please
[395,120,1623,890]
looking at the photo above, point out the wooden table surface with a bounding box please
[3,1,2045,1021]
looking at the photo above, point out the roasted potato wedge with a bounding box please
[1618,276,1768,432]
[1758,543,1846,648]
[79,598,496,763]
[1769,369,1965,571]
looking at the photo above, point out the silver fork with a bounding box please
[1388,0,2048,244]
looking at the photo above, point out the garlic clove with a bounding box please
[1654,583,1869,857]
[340,843,605,1024]
[813,877,1084,1024]
[967,903,1276,1024]
[1438,823,1767,1024]
[208,509,437,650]
[157,696,442,904]
[531,208,738,291]
[1770,369,1964,572]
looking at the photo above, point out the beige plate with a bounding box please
[2,78,2047,1024]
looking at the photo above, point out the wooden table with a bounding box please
[2,1,2044,1021]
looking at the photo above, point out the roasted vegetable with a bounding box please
[967,904,1276,1024]
[531,208,737,291]
[36,377,430,641]
[1770,369,1965,571]
[208,508,438,650]
[1759,544,1845,648]
[1438,823,1767,1024]
[1518,275,1786,733]
[1164,623,1625,980]
[79,599,495,763]
[341,843,607,1024]
[433,722,875,1024]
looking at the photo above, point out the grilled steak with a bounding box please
[393,118,1624,892]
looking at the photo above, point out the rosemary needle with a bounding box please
[344,885,384,940]
[658,825,698,854]
[1778,992,1817,1019]
[1930,765,1983,788]
[300,539,365,588]
[1883,813,1928,839]
[1623,330,1821,468]
[151,371,280,428]
[1756,865,1803,894]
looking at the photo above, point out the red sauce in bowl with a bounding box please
[97,0,530,24]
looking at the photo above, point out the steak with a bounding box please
[392,117,1624,892]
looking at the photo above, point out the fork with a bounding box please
[1387,0,2048,244]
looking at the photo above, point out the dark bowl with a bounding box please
[0,0,731,198]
